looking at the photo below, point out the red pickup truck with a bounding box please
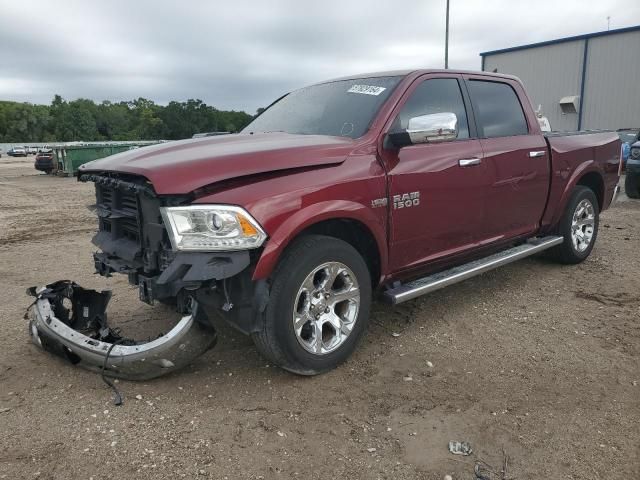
[29,70,622,380]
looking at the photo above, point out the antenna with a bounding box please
[445,0,450,69]
[607,16,611,31]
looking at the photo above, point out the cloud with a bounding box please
[0,0,638,112]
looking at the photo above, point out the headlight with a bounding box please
[160,205,267,251]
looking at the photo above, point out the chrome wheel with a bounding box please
[571,199,595,252]
[292,262,360,355]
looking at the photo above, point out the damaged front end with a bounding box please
[80,172,255,309]
[27,281,217,381]
[28,172,268,381]
[79,172,268,336]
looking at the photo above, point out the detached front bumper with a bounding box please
[28,281,217,381]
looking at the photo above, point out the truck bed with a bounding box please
[543,129,613,138]
[543,130,620,227]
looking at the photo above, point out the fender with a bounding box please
[543,160,604,230]
[252,200,388,282]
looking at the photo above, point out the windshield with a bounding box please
[243,76,402,139]
[618,131,639,143]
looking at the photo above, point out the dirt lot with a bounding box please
[0,157,638,479]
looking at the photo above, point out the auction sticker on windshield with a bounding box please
[347,85,387,96]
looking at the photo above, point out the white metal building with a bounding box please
[480,25,640,132]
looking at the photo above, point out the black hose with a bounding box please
[101,340,124,406]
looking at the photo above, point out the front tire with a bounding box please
[625,172,640,199]
[549,186,599,264]
[252,235,372,375]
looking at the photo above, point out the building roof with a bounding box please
[480,24,640,57]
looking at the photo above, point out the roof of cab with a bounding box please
[319,69,520,84]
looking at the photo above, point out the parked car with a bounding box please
[34,150,55,174]
[29,69,622,380]
[7,147,27,157]
[617,128,640,166]
[626,141,640,198]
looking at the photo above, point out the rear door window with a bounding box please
[468,80,528,138]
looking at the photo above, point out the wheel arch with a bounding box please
[253,201,387,286]
[576,171,604,211]
[294,218,382,287]
[547,163,605,230]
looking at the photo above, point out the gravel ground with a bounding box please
[0,157,638,480]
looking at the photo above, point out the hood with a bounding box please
[79,133,354,194]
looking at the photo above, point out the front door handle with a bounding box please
[458,158,482,167]
[529,150,546,158]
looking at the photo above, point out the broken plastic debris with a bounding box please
[448,440,473,456]
[26,280,217,381]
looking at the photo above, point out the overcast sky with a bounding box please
[1,0,638,113]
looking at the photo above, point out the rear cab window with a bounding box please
[467,80,528,138]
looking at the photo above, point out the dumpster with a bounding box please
[51,142,162,176]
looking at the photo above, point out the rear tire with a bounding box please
[625,172,640,199]
[252,235,372,375]
[549,186,599,264]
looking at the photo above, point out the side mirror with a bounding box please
[387,112,458,148]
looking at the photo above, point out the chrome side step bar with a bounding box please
[384,236,563,305]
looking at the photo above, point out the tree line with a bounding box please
[0,95,255,142]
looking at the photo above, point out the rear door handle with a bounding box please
[529,150,546,158]
[458,158,482,167]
